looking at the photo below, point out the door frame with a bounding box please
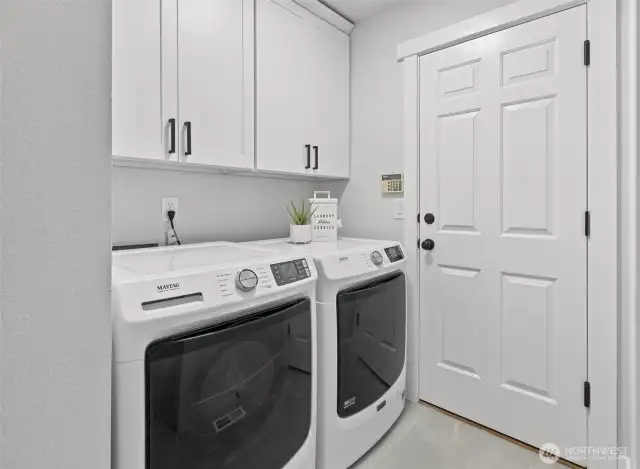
[398,0,621,467]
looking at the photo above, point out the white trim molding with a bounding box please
[111,157,350,181]
[585,0,620,467]
[619,0,639,466]
[399,1,620,467]
[397,0,586,61]
[402,55,420,403]
[294,0,355,35]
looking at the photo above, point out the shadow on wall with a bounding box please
[112,166,349,246]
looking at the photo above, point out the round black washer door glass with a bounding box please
[145,298,313,469]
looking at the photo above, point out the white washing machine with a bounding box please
[243,238,407,469]
[111,242,318,469]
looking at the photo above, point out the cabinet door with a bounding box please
[309,20,350,178]
[178,0,254,169]
[112,0,178,161]
[256,0,315,175]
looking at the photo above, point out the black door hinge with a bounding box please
[584,381,591,408]
[584,40,591,66]
[585,210,591,237]
[417,213,420,223]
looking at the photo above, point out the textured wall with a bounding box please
[0,1,112,468]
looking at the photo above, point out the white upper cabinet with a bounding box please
[309,18,350,178]
[112,0,178,161]
[178,0,254,169]
[256,0,315,175]
[113,0,254,169]
[113,0,350,179]
[256,0,350,178]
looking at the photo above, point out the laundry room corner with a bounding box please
[335,0,518,245]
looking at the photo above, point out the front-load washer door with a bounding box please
[145,298,312,469]
[336,273,406,418]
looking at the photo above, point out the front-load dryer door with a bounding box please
[336,273,406,418]
[145,298,312,469]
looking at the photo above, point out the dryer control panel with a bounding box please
[271,259,312,286]
[384,245,404,263]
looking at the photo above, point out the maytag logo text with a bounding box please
[157,283,180,292]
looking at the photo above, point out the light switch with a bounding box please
[394,199,405,219]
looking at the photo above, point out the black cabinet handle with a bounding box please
[168,118,176,154]
[305,144,311,169]
[184,121,192,156]
[313,145,319,170]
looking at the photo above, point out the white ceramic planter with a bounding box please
[290,224,312,244]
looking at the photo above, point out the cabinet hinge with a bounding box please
[584,40,591,66]
[585,210,591,237]
[584,381,591,408]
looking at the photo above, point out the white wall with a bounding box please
[113,167,327,245]
[619,0,640,465]
[0,1,112,469]
[336,0,517,242]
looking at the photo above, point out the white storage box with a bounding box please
[310,191,338,242]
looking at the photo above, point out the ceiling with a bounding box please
[319,0,431,22]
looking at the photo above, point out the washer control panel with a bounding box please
[384,245,405,263]
[271,259,311,286]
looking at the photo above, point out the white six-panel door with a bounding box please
[419,6,588,458]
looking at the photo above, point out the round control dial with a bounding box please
[371,251,384,266]
[236,269,258,292]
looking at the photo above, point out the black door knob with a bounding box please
[424,213,435,224]
[421,239,435,251]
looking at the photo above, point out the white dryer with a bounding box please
[243,238,407,469]
[111,242,318,469]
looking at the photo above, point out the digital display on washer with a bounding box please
[384,245,404,263]
[271,259,311,286]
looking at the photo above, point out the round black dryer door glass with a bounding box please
[336,273,406,418]
[145,298,313,469]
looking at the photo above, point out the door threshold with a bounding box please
[418,401,584,469]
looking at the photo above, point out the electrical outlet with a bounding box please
[162,197,179,221]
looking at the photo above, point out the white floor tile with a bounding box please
[352,402,560,469]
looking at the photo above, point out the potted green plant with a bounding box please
[287,200,316,244]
